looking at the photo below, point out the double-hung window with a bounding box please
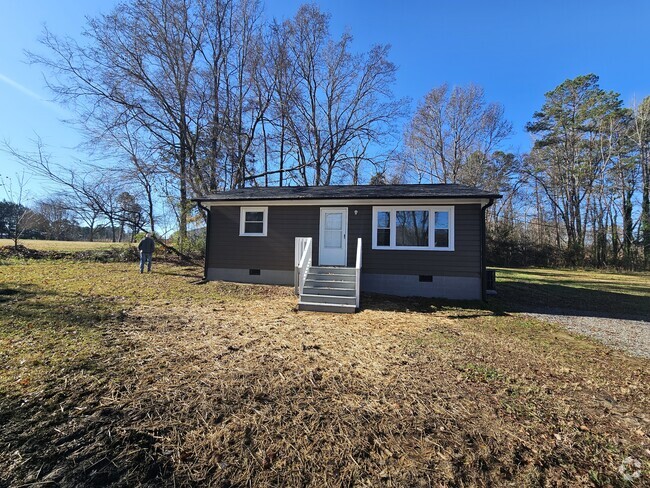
[372,206,454,251]
[239,207,268,236]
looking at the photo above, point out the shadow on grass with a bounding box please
[359,274,649,322]
[360,293,510,318]
[153,269,204,279]
[0,283,47,306]
[0,278,177,486]
[0,281,117,330]
[0,287,25,303]
[492,280,650,321]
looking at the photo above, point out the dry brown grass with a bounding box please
[0,261,648,486]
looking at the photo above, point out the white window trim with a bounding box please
[239,206,268,237]
[371,206,454,251]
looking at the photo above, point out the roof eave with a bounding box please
[192,193,502,203]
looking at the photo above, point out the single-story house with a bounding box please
[194,184,500,313]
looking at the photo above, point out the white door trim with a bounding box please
[319,207,348,266]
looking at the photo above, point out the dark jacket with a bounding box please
[138,237,155,254]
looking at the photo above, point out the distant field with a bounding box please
[0,239,131,251]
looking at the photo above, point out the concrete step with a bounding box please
[302,286,355,296]
[300,294,356,305]
[298,301,357,313]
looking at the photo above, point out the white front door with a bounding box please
[319,207,348,266]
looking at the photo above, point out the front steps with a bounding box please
[298,266,357,313]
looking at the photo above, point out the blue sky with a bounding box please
[2,0,650,195]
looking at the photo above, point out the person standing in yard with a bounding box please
[138,233,155,273]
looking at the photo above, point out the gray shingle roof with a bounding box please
[194,184,501,202]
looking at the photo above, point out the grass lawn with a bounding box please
[494,267,650,320]
[0,259,648,486]
[0,239,131,251]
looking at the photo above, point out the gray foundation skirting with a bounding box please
[361,273,481,300]
[207,268,480,300]
[207,268,294,286]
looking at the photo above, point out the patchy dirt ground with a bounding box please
[1,261,649,486]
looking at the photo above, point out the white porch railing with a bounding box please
[294,237,312,295]
[355,238,362,308]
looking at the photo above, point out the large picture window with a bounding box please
[239,207,268,236]
[372,206,454,250]
[396,210,429,247]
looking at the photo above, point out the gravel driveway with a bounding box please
[524,311,650,359]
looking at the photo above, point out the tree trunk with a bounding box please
[279,113,285,187]
[623,189,633,268]
[88,217,95,242]
[178,126,188,252]
[634,102,650,270]
[610,212,619,266]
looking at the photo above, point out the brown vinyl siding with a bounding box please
[209,205,320,271]
[208,203,481,277]
[349,204,480,277]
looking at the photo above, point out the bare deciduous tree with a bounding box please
[29,0,207,244]
[0,172,32,248]
[3,139,126,242]
[36,197,78,240]
[404,83,512,185]
[267,4,405,186]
